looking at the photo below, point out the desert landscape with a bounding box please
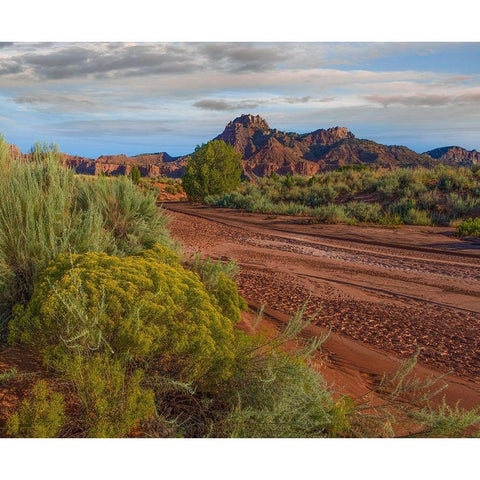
[166,203,480,407]
[1,43,479,439]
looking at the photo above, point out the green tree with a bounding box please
[129,165,141,184]
[182,140,242,201]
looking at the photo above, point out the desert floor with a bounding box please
[165,202,480,409]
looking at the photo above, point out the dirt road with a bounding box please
[165,202,480,407]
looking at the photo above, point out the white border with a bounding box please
[1,0,480,41]
[1,438,479,479]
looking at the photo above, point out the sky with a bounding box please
[0,42,479,158]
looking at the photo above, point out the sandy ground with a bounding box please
[165,202,480,409]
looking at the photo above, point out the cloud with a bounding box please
[284,96,312,104]
[193,95,338,111]
[199,43,291,72]
[283,96,335,104]
[365,91,480,107]
[193,99,261,111]
[1,42,465,85]
[0,44,201,81]
[50,119,172,137]
[0,43,300,82]
[13,92,96,112]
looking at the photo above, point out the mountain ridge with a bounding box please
[5,114,479,177]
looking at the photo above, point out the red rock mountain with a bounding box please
[4,115,479,177]
[423,146,480,167]
[214,114,437,177]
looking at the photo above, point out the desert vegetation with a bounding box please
[182,140,242,201]
[457,217,480,237]
[206,164,480,226]
[138,176,184,199]
[0,136,479,438]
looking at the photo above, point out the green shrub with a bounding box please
[404,208,433,226]
[75,175,174,255]
[0,149,108,323]
[457,217,480,237]
[9,244,238,384]
[189,255,247,322]
[282,173,294,188]
[213,348,351,438]
[436,169,473,192]
[199,308,354,438]
[418,190,442,210]
[6,380,66,438]
[63,354,155,438]
[313,204,353,224]
[305,185,338,207]
[410,400,480,438]
[346,201,382,222]
[129,165,141,184]
[140,307,350,438]
[378,213,403,225]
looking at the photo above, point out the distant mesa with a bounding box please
[5,114,480,178]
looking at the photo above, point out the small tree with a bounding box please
[182,140,242,202]
[129,165,141,184]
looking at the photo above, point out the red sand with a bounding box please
[166,202,480,409]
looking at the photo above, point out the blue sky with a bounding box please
[0,42,479,157]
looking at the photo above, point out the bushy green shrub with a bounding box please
[75,175,174,255]
[6,380,66,438]
[313,204,353,224]
[378,213,403,225]
[418,190,442,210]
[0,149,107,323]
[140,308,350,438]
[63,354,155,438]
[212,346,352,438]
[346,201,382,223]
[189,255,247,322]
[457,217,480,237]
[305,185,338,207]
[9,244,238,384]
[404,208,433,226]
